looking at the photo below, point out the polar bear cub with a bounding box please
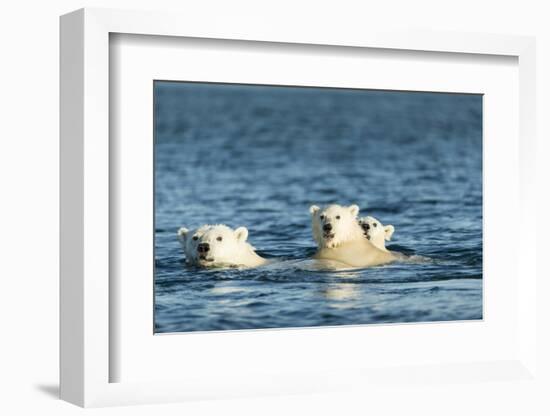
[358,216,395,252]
[177,224,267,268]
[309,204,395,268]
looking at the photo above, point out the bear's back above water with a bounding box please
[313,238,395,268]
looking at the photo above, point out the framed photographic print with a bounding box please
[153,81,483,334]
[60,8,538,407]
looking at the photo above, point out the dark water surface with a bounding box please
[154,82,482,333]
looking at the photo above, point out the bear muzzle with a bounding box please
[197,243,210,253]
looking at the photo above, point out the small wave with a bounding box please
[210,286,247,295]
[394,253,433,264]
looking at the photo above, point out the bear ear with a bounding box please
[384,225,395,241]
[178,227,193,245]
[177,227,189,242]
[349,204,360,217]
[309,205,320,215]
[235,227,249,242]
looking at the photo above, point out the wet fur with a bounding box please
[310,204,396,268]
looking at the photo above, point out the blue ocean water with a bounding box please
[154,82,482,333]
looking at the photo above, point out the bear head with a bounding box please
[177,224,251,267]
[358,216,395,251]
[309,204,364,249]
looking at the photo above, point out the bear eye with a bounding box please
[320,215,325,220]
[192,235,198,241]
[336,215,341,220]
[373,223,378,227]
[217,236,223,242]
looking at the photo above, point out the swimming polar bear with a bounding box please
[358,216,395,252]
[177,224,267,268]
[309,204,396,268]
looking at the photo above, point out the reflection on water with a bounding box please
[320,269,363,308]
[154,82,483,333]
[323,283,362,310]
[210,284,247,296]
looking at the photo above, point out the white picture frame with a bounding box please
[60,7,537,407]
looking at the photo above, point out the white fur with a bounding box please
[177,224,266,268]
[358,216,395,252]
[309,203,364,249]
[309,204,396,268]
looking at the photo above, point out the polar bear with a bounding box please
[309,204,395,268]
[177,224,267,268]
[358,216,395,252]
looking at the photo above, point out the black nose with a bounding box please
[197,243,210,253]
[362,223,370,230]
[323,223,332,231]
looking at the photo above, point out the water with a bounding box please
[154,82,482,333]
